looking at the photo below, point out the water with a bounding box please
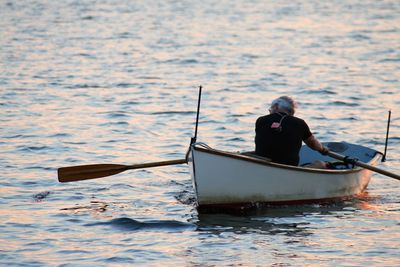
[1,0,399,266]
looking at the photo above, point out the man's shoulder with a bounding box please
[288,115,307,124]
[287,116,310,130]
[256,114,308,125]
[256,114,272,123]
[257,114,271,120]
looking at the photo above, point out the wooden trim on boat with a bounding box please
[192,145,379,174]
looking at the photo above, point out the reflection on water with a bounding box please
[197,212,312,237]
[1,0,400,266]
[195,194,377,237]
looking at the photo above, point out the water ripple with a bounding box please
[1,0,400,266]
[85,218,194,232]
[32,191,51,202]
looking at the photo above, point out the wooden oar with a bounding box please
[326,151,400,181]
[58,159,187,183]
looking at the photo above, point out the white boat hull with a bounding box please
[189,142,381,207]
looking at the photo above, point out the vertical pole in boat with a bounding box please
[382,110,391,162]
[191,85,203,144]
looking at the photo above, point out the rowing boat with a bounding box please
[188,141,382,208]
[57,87,398,214]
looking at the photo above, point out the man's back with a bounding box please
[255,113,312,166]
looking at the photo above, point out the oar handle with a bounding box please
[326,151,400,181]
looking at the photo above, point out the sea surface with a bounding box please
[1,0,399,266]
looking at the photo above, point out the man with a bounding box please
[255,96,328,166]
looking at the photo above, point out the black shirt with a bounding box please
[255,112,312,166]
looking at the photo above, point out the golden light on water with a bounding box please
[1,0,400,266]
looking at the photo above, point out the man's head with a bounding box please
[269,96,297,115]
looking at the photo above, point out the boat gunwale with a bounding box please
[192,145,381,175]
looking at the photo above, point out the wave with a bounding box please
[151,111,195,115]
[65,84,103,89]
[33,191,51,202]
[85,217,194,232]
[17,145,53,152]
[3,134,38,139]
[303,89,337,95]
[330,101,360,107]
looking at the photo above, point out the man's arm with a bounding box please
[304,135,329,154]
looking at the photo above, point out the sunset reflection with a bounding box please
[1,0,399,266]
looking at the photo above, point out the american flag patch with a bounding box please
[271,122,280,129]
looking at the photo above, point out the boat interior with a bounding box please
[299,142,379,166]
[241,142,380,170]
[193,141,381,170]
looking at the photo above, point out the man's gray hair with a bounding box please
[270,96,298,115]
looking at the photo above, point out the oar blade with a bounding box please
[58,164,128,183]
